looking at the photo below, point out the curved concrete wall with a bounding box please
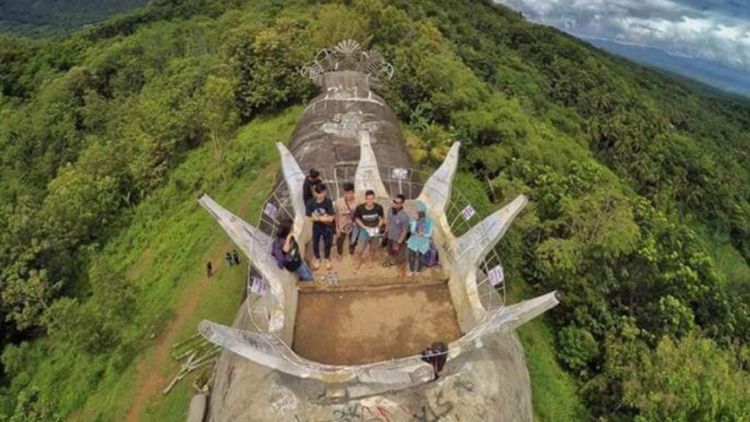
[203,63,558,421]
[287,70,412,176]
[265,70,417,344]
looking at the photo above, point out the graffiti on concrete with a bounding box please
[326,390,456,422]
[439,241,455,265]
[321,112,379,137]
[408,391,454,422]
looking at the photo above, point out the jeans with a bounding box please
[296,260,314,281]
[336,231,356,256]
[408,249,423,272]
[383,239,407,265]
[312,224,333,260]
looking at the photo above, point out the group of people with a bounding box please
[206,249,241,278]
[225,249,241,267]
[271,168,437,281]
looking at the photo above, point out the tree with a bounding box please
[621,334,750,421]
[204,73,239,179]
[558,325,599,376]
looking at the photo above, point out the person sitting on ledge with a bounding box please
[406,201,433,277]
[271,221,314,281]
[353,190,385,269]
[421,341,448,380]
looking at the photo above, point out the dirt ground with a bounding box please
[120,166,278,422]
[294,240,461,364]
[303,224,442,280]
[294,284,460,365]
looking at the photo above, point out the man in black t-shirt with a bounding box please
[353,190,384,268]
[305,183,335,271]
[302,168,321,204]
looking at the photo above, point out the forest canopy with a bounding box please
[1,0,749,420]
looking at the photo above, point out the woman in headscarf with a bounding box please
[406,201,433,277]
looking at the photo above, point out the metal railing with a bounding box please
[248,164,506,331]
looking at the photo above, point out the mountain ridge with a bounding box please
[583,36,750,99]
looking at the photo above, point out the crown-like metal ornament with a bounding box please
[300,40,394,87]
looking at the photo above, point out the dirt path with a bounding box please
[124,253,220,422]
[124,168,274,422]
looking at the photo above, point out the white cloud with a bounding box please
[494,0,750,72]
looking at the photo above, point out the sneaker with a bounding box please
[406,271,414,277]
[325,260,333,271]
[312,260,320,270]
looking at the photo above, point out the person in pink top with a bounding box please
[334,182,357,260]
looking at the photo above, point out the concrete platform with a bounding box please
[295,237,460,365]
[209,301,534,422]
[293,281,461,365]
[204,58,544,422]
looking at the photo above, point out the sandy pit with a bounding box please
[293,242,460,364]
[293,282,461,365]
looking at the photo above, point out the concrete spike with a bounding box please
[276,143,307,235]
[198,320,353,382]
[354,131,389,199]
[417,142,461,212]
[463,291,561,342]
[198,319,434,385]
[197,194,295,340]
[454,195,528,271]
[448,267,487,331]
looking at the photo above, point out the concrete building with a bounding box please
[195,40,559,422]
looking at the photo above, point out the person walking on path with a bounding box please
[353,190,385,269]
[306,183,335,271]
[271,221,314,281]
[334,182,357,260]
[406,201,433,277]
[232,249,240,266]
[383,194,409,273]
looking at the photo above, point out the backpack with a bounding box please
[421,241,439,267]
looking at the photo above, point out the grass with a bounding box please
[4,102,588,421]
[714,243,750,288]
[2,107,301,421]
[690,222,750,289]
[508,282,588,421]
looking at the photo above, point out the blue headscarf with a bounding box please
[407,200,433,254]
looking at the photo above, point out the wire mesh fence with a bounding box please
[247,164,507,332]
[216,163,524,381]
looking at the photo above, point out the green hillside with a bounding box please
[1,0,749,420]
[0,0,148,37]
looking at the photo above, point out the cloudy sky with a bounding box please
[494,0,750,73]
